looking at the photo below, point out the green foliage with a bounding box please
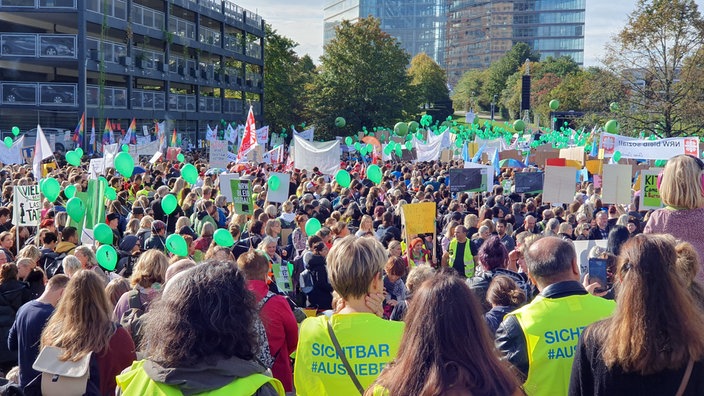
[263,25,313,133]
[408,53,450,106]
[305,17,413,140]
[451,69,488,111]
[485,43,540,108]
[604,0,704,137]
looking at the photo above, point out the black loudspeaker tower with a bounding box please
[521,75,531,111]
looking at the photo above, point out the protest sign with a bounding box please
[149,152,162,164]
[449,168,483,193]
[543,166,577,203]
[401,202,436,236]
[600,133,699,159]
[293,136,340,175]
[272,262,292,292]
[256,126,269,145]
[13,185,41,226]
[463,162,494,192]
[601,164,632,204]
[218,173,239,202]
[559,146,586,166]
[230,178,254,214]
[266,172,290,203]
[209,140,228,168]
[88,158,105,179]
[514,172,544,193]
[640,169,664,210]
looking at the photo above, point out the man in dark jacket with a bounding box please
[144,220,166,252]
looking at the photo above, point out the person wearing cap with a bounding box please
[144,221,166,252]
[107,212,122,246]
[117,235,141,278]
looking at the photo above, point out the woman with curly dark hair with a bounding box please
[116,260,284,395]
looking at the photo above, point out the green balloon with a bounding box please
[613,151,622,162]
[605,120,619,134]
[11,126,19,136]
[513,120,525,132]
[177,153,185,163]
[66,197,86,220]
[105,187,117,200]
[394,122,409,136]
[114,152,134,178]
[353,142,361,151]
[213,228,235,247]
[405,141,413,150]
[65,151,80,166]
[408,121,420,134]
[181,164,198,184]
[3,137,11,148]
[360,146,368,156]
[609,102,619,112]
[383,144,393,155]
[93,223,113,245]
[96,245,118,270]
[367,164,383,184]
[335,169,351,187]
[166,234,188,256]
[75,147,83,157]
[335,117,346,128]
[268,175,280,191]
[549,99,560,110]
[64,185,76,199]
[305,218,321,236]
[395,145,402,157]
[344,136,353,146]
[161,194,178,215]
[121,144,129,152]
[41,178,61,202]
[366,143,373,152]
[654,159,666,167]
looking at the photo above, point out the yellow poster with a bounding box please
[401,202,436,236]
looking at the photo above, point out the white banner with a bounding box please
[88,158,105,179]
[293,135,340,175]
[13,185,41,226]
[414,130,449,162]
[600,132,699,160]
[293,127,314,142]
[263,145,284,165]
[0,136,25,165]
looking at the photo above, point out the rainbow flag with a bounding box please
[72,113,84,147]
[171,128,177,147]
[102,119,113,145]
[89,118,96,155]
[122,118,137,145]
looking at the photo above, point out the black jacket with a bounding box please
[467,268,532,313]
[0,280,32,364]
[495,281,588,380]
[305,255,333,310]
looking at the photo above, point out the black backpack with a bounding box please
[119,290,146,349]
[44,253,66,279]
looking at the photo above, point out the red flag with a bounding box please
[238,106,257,160]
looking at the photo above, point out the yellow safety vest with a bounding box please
[293,312,404,395]
[407,253,428,269]
[510,294,615,396]
[116,360,285,396]
[448,238,474,277]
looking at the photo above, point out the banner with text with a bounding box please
[600,133,699,160]
[13,185,41,226]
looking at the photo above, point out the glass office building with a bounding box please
[446,0,585,87]
[324,0,447,66]
[0,0,264,147]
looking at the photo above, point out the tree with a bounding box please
[408,53,450,107]
[485,43,540,114]
[263,25,313,134]
[305,17,412,139]
[604,0,704,137]
[451,69,488,111]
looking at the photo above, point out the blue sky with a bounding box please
[236,0,703,66]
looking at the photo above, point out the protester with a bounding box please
[484,275,526,334]
[116,261,285,395]
[569,234,704,395]
[294,236,404,395]
[369,273,523,396]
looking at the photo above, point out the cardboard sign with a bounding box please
[559,146,586,166]
[230,178,254,214]
[640,168,664,210]
[449,168,483,193]
[543,166,577,203]
[401,202,436,236]
[601,164,632,205]
[514,172,544,193]
[499,149,523,161]
[272,262,292,292]
[13,185,41,226]
[534,148,560,167]
[266,172,290,203]
[218,173,240,203]
[209,140,228,168]
[463,162,494,192]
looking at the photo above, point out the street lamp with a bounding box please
[491,95,497,121]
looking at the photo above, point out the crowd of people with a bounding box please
[0,150,700,395]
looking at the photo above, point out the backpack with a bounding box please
[44,253,66,279]
[299,269,314,294]
[32,346,92,396]
[119,290,146,348]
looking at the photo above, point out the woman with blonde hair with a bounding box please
[570,234,704,395]
[39,270,136,395]
[645,155,704,281]
[112,249,168,328]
